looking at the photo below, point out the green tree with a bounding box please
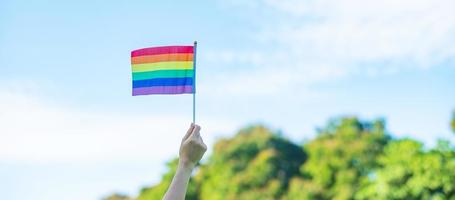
[108,115,455,200]
[356,139,455,200]
[137,159,197,200]
[195,125,306,200]
[284,117,390,200]
[102,193,134,200]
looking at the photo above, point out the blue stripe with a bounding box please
[132,77,194,88]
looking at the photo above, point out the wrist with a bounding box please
[178,158,196,173]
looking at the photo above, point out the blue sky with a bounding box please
[1,0,454,199]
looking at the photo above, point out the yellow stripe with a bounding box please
[132,61,194,73]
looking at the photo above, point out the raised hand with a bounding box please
[179,123,207,170]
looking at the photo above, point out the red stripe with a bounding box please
[131,46,194,57]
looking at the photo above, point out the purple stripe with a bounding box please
[132,86,193,96]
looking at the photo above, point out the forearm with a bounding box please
[162,162,193,200]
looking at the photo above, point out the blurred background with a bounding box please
[1,0,454,199]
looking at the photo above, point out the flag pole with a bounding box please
[192,41,197,123]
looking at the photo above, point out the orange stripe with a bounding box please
[131,53,194,64]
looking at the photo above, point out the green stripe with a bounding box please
[132,70,194,80]
[131,61,193,72]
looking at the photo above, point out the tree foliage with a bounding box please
[102,193,134,200]
[356,139,455,200]
[123,116,455,200]
[284,117,389,200]
[195,125,306,200]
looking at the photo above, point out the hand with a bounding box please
[179,123,207,170]
[163,124,207,200]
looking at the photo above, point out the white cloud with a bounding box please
[259,0,455,66]
[214,0,455,96]
[0,85,235,163]
[200,62,346,97]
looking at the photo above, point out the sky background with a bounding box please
[1,0,454,199]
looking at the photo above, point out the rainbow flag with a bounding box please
[131,45,195,96]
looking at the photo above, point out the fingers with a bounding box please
[182,123,195,142]
[184,124,206,151]
[200,137,207,150]
[191,125,207,150]
[191,125,201,138]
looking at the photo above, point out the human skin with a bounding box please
[162,123,207,200]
